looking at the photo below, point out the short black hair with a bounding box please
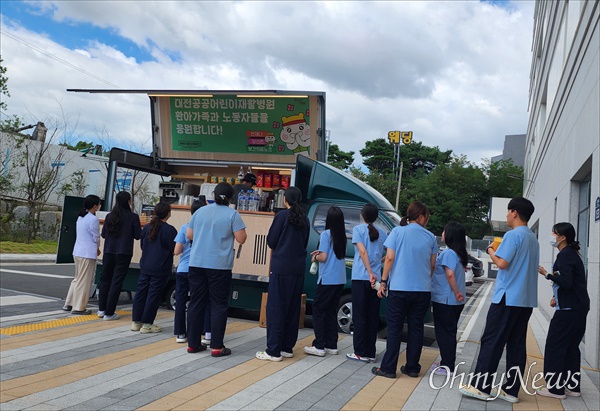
[507,197,535,222]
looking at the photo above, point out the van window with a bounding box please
[312,204,391,237]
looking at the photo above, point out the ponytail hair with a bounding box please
[213,182,234,206]
[361,202,379,242]
[78,195,101,217]
[284,187,306,227]
[443,222,469,267]
[148,202,171,241]
[325,206,346,260]
[552,222,580,251]
[105,191,132,236]
[400,201,430,226]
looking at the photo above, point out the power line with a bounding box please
[1,29,123,89]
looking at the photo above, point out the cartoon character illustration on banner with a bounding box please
[280,113,310,156]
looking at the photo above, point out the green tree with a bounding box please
[408,156,490,237]
[483,159,524,198]
[327,143,355,170]
[0,56,23,131]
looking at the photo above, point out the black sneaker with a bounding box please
[371,367,396,378]
[400,365,419,378]
[71,309,92,315]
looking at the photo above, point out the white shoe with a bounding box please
[281,351,294,358]
[97,310,105,318]
[201,338,211,346]
[490,387,520,403]
[565,388,581,397]
[176,334,187,343]
[346,353,370,363]
[256,351,282,362]
[304,346,325,357]
[324,348,339,355]
[536,388,566,399]
[103,313,120,321]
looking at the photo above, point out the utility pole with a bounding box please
[388,131,413,212]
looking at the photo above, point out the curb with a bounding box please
[0,254,57,264]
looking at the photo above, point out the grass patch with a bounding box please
[0,240,58,254]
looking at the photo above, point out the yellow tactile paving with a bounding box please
[342,346,438,410]
[0,310,173,351]
[0,321,257,402]
[138,335,347,411]
[0,309,133,336]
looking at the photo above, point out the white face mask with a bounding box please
[549,235,561,247]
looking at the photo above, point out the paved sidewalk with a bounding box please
[0,254,56,264]
[0,281,598,410]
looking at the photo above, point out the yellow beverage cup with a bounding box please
[491,237,502,251]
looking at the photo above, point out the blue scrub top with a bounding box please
[188,203,246,270]
[351,224,387,281]
[317,229,346,285]
[493,225,539,307]
[174,223,191,273]
[383,223,437,292]
[431,249,466,305]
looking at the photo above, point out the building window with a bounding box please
[576,173,591,277]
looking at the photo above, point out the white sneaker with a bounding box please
[536,388,566,399]
[565,388,581,397]
[281,351,294,358]
[201,338,211,346]
[459,384,492,401]
[103,313,120,321]
[490,387,520,403]
[346,353,370,363]
[97,310,105,318]
[176,334,187,343]
[324,348,338,355]
[256,351,282,362]
[304,346,325,357]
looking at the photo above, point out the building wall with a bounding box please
[0,132,161,211]
[525,1,599,368]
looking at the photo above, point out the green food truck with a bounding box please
[58,89,405,333]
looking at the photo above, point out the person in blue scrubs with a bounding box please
[430,222,467,375]
[132,202,177,333]
[186,183,247,356]
[172,198,209,344]
[372,201,437,379]
[536,222,590,399]
[304,206,347,357]
[256,187,310,362]
[459,197,539,403]
[346,203,387,363]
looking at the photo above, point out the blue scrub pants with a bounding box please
[132,271,169,324]
[174,271,212,336]
[98,253,132,316]
[266,273,304,357]
[543,309,587,395]
[187,266,231,350]
[351,280,380,358]
[311,284,343,350]
[380,291,431,375]
[472,295,532,397]
[432,301,464,371]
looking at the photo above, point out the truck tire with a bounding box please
[336,294,353,334]
[165,282,176,311]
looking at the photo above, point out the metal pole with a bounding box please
[395,161,403,211]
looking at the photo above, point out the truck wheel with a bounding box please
[336,294,353,334]
[165,283,176,311]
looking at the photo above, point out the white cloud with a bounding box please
[1,0,535,167]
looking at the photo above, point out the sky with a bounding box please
[0,0,536,168]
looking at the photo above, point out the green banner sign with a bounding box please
[170,96,311,155]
